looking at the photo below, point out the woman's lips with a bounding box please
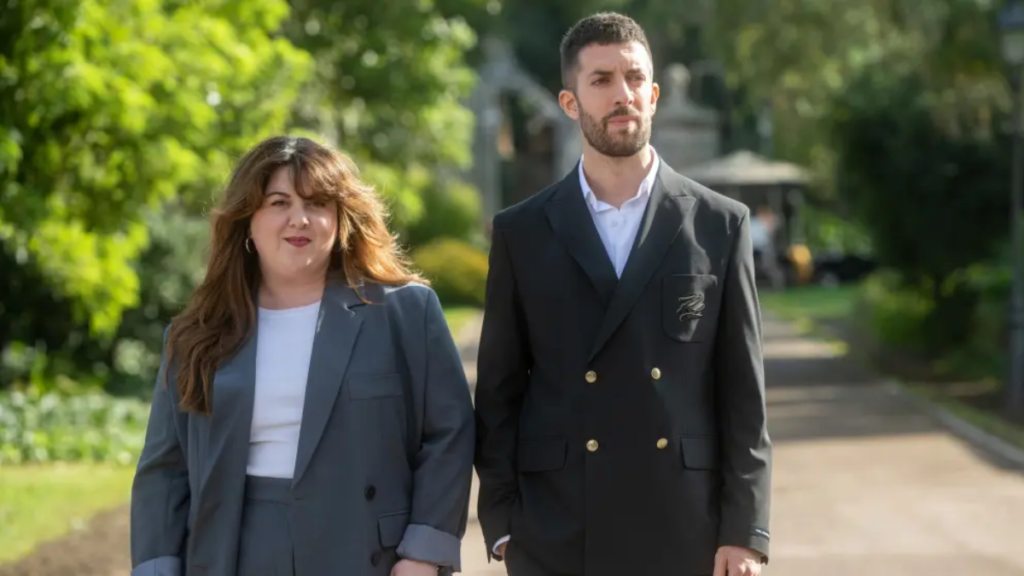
[285,237,310,247]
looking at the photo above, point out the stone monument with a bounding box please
[467,37,580,223]
[651,63,721,169]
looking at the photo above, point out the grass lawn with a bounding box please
[0,463,135,563]
[442,306,480,339]
[759,283,859,324]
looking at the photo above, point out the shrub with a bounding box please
[402,179,482,248]
[105,206,208,397]
[856,270,932,350]
[855,264,1010,381]
[956,260,1010,379]
[830,66,1009,355]
[0,387,149,466]
[412,237,488,308]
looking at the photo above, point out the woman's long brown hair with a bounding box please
[165,136,425,414]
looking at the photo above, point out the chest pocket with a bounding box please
[662,274,718,343]
[348,373,404,400]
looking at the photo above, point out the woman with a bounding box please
[129,136,475,576]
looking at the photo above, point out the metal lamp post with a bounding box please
[1000,0,1024,418]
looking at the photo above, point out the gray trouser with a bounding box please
[237,475,295,576]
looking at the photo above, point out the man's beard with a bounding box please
[578,103,651,158]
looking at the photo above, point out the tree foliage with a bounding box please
[0,0,311,340]
[486,0,704,95]
[282,0,489,232]
[705,0,1007,193]
[0,0,492,392]
[831,66,1009,281]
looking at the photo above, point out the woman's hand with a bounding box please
[391,558,438,576]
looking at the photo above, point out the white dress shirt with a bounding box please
[579,149,660,278]
[493,149,660,555]
[246,300,320,479]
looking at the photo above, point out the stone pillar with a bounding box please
[651,63,721,169]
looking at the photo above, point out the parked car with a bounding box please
[811,251,877,285]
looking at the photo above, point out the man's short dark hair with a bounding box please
[559,12,652,90]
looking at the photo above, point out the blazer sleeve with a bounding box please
[129,328,190,576]
[712,209,773,562]
[397,289,475,572]
[472,221,531,559]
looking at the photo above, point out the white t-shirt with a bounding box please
[246,300,321,479]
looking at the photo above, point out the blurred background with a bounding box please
[4,0,1024,574]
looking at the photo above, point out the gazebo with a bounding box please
[683,150,815,285]
[683,149,811,245]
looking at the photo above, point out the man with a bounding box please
[473,12,771,576]
[750,205,783,289]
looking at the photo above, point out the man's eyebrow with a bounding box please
[587,67,646,77]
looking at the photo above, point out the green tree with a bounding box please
[0,0,311,383]
[107,204,210,396]
[705,0,1006,196]
[281,0,492,236]
[830,65,1010,352]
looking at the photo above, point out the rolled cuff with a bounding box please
[397,523,462,571]
[131,556,182,576]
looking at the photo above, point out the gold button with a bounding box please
[586,439,599,452]
[651,367,661,380]
[585,370,597,383]
[657,438,669,449]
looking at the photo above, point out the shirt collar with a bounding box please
[579,147,660,208]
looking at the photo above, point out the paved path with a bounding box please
[458,314,1024,575]
[454,313,507,575]
[756,318,1024,575]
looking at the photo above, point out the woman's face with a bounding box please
[249,165,338,283]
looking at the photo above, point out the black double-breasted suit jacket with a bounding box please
[473,157,772,576]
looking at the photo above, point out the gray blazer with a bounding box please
[129,282,475,576]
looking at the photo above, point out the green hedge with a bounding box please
[412,237,488,308]
[857,270,933,352]
[0,388,149,465]
[402,180,482,248]
[855,264,1009,380]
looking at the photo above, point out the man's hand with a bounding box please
[497,542,507,557]
[391,559,438,576]
[712,546,762,576]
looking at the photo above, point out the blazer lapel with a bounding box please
[192,325,258,574]
[588,166,696,361]
[201,327,258,495]
[292,281,364,485]
[543,165,618,305]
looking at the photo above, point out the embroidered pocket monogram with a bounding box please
[676,293,705,320]
[662,274,718,342]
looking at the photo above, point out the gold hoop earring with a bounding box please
[245,237,255,253]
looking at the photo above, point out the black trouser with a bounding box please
[504,541,578,576]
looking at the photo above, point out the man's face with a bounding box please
[559,41,659,158]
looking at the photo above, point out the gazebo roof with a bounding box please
[682,150,811,187]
